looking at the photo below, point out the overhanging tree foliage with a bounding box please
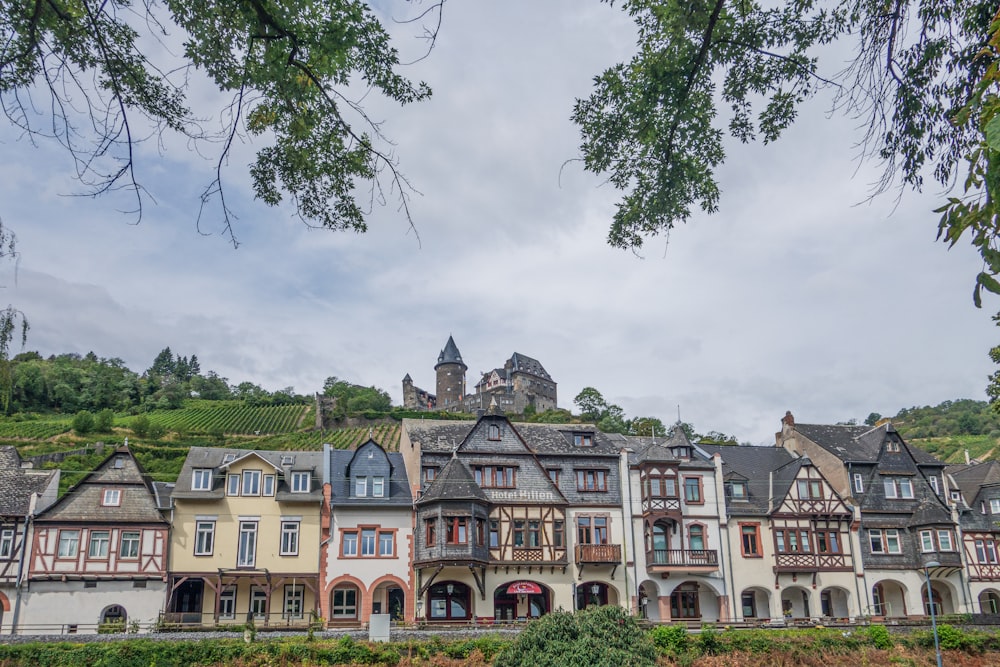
[0,0,437,245]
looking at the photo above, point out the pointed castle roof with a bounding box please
[435,335,466,370]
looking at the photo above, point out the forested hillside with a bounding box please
[885,399,1000,463]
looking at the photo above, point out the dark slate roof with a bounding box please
[699,444,800,515]
[436,335,466,368]
[796,422,943,466]
[417,457,488,505]
[947,461,1000,506]
[404,419,620,457]
[328,441,412,507]
[508,353,552,381]
[0,446,22,470]
[0,465,57,517]
[403,373,412,382]
[151,482,174,511]
[171,447,323,501]
[36,448,167,524]
[611,430,713,469]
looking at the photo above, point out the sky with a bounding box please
[0,1,996,445]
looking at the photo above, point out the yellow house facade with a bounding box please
[166,448,323,628]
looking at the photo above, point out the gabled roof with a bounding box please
[405,418,620,457]
[507,352,552,381]
[35,447,167,525]
[0,447,58,517]
[416,457,488,505]
[699,444,801,515]
[328,439,412,507]
[171,447,323,500]
[795,422,942,466]
[947,460,1000,504]
[219,450,283,473]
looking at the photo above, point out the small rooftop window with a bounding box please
[573,433,593,447]
[281,455,295,466]
[222,453,237,464]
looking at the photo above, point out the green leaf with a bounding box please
[986,115,1000,152]
[979,272,1000,295]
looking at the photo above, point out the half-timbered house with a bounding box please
[945,460,1000,614]
[400,409,626,622]
[700,443,860,622]
[19,447,168,633]
[0,447,59,634]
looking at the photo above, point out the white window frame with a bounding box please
[920,530,935,552]
[291,472,310,493]
[101,489,121,506]
[57,530,80,558]
[263,474,275,496]
[928,475,939,495]
[194,521,215,556]
[355,476,367,497]
[88,530,110,558]
[885,529,902,554]
[372,476,385,498]
[192,469,213,491]
[280,521,300,556]
[853,473,864,493]
[899,478,914,498]
[237,521,258,568]
[219,586,237,620]
[283,584,304,619]
[119,530,140,559]
[883,477,914,499]
[250,587,268,619]
[937,530,954,551]
[990,499,1000,514]
[242,469,262,496]
[0,529,14,559]
[226,474,240,496]
[342,531,358,556]
[379,531,394,557]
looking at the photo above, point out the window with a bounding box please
[883,477,914,499]
[489,519,499,547]
[938,530,954,551]
[976,539,999,564]
[283,584,304,619]
[291,472,310,493]
[372,476,385,497]
[227,474,240,496]
[729,481,748,500]
[684,477,702,503]
[242,470,261,496]
[355,476,368,497]
[648,474,678,498]
[553,519,565,548]
[475,466,516,488]
[920,530,935,552]
[263,474,275,496]
[101,488,121,506]
[219,587,236,619]
[577,516,608,544]
[796,480,822,499]
[928,476,940,495]
[0,529,13,559]
[343,531,358,556]
[422,467,437,485]
[195,521,215,556]
[576,469,607,492]
[853,473,864,493]
[331,586,358,619]
[689,525,705,550]
[250,587,268,619]
[446,517,469,544]
[58,530,80,558]
[280,521,300,555]
[740,523,761,557]
[222,453,237,464]
[281,455,295,466]
[528,520,541,548]
[113,456,125,469]
[379,531,394,556]
[237,521,258,567]
[815,530,840,554]
[424,518,439,548]
[573,433,593,447]
[547,469,560,485]
[88,530,110,558]
[886,441,901,453]
[488,424,501,440]
[119,531,140,559]
[869,528,901,554]
[192,469,212,491]
[991,499,1000,514]
[361,528,377,556]
[775,529,810,553]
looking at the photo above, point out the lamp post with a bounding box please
[923,560,943,667]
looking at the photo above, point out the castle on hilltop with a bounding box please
[402,335,557,414]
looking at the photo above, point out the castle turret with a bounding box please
[435,335,467,409]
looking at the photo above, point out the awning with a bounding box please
[507,581,542,595]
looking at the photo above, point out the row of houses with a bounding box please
[2,408,1000,633]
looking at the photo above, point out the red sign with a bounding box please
[507,581,542,595]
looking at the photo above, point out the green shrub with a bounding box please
[867,623,893,649]
[696,624,722,655]
[494,606,656,667]
[649,623,689,656]
[131,414,150,437]
[72,410,94,435]
[94,409,115,433]
[935,624,968,651]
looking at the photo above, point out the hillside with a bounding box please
[887,399,1000,464]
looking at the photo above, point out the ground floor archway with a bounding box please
[576,580,617,609]
[494,581,551,621]
[740,587,771,620]
[922,580,956,616]
[780,586,811,619]
[980,589,1000,614]
[100,604,127,626]
[426,581,472,621]
[330,583,361,622]
[872,580,907,617]
[820,587,851,618]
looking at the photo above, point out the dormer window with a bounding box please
[281,455,295,467]
[672,446,692,460]
[355,476,367,497]
[573,433,593,447]
[242,470,261,496]
[951,490,962,503]
[729,481,748,500]
[487,424,501,440]
[222,453,237,464]
[372,476,385,497]
[192,469,212,491]
[886,441,901,453]
[990,499,1000,514]
[101,489,121,506]
[291,472,310,493]
[113,457,124,469]
[928,476,939,495]
[883,477,914,499]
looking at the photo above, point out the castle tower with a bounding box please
[435,335,467,409]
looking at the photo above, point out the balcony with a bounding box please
[641,496,681,514]
[773,553,852,572]
[575,543,622,565]
[646,549,719,571]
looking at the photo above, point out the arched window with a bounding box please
[428,582,470,620]
[331,585,360,620]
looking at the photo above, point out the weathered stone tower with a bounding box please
[434,335,467,409]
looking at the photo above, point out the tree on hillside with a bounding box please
[573,387,609,422]
[323,377,392,417]
[0,220,28,415]
[0,0,437,244]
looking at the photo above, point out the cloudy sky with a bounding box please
[1,1,995,444]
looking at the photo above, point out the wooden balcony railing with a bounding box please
[575,543,622,564]
[773,553,851,571]
[641,497,681,513]
[647,549,719,568]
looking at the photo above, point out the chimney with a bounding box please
[782,411,795,427]
[965,449,971,465]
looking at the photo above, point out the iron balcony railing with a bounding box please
[647,549,719,568]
